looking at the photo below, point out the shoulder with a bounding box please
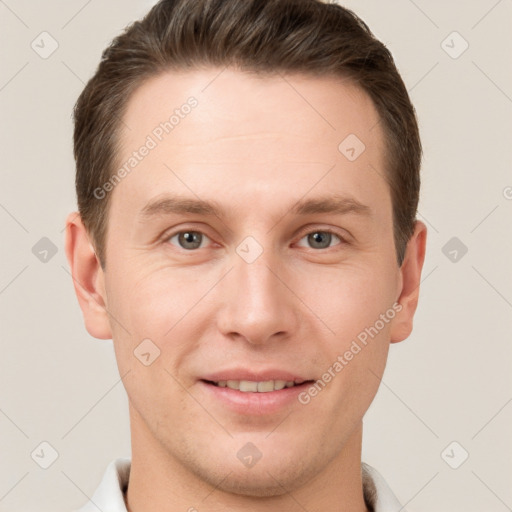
[362,462,406,512]
[72,457,131,512]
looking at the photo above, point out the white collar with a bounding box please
[75,458,406,512]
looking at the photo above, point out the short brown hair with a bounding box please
[73,0,421,268]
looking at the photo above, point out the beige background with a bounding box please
[1,1,511,510]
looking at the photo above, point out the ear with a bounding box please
[64,212,112,340]
[390,220,427,344]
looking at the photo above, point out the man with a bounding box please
[65,0,426,510]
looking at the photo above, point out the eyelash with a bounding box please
[163,227,348,251]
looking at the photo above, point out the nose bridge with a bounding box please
[237,245,279,304]
[217,236,298,344]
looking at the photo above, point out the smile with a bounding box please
[207,379,300,392]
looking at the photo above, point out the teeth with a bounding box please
[217,380,297,392]
[239,380,258,392]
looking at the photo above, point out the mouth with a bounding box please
[201,379,313,393]
[198,369,316,414]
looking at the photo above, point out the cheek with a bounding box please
[294,258,398,343]
[105,268,206,422]
[295,262,395,403]
[108,260,193,326]
[105,264,214,368]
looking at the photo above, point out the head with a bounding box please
[66,0,426,499]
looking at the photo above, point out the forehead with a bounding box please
[120,67,383,149]
[112,68,388,217]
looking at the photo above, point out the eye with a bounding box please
[296,230,344,250]
[167,230,210,250]
[164,228,345,251]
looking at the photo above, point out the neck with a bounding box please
[125,404,369,512]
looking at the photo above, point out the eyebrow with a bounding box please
[138,194,372,220]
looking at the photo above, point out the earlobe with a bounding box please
[390,220,427,344]
[64,212,112,340]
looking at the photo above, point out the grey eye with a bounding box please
[169,231,207,250]
[297,231,341,249]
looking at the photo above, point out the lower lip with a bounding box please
[198,380,312,415]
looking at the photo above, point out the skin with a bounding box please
[65,68,426,512]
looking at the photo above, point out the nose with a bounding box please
[216,243,299,346]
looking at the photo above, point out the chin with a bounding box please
[218,476,292,498]
[185,447,319,498]
[211,462,311,498]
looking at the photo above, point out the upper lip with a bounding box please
[201,368,312,384]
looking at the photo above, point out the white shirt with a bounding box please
[74,458,407,512]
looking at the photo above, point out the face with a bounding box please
[82,69,411,495]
